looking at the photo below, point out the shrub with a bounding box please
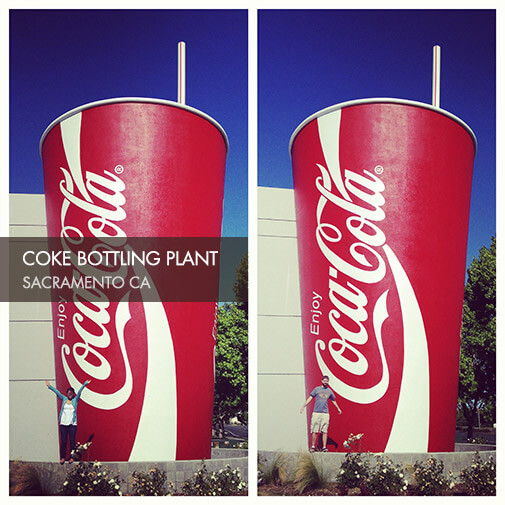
[58,461,122,496]
[364,455,408,496]
[467,436,489,445]
[293,453,332,494]
[9,461,51,496]
[459,452,496,496]
[343,433,364,451]
[336,453,370,489]
[130,468,174,496]
[412,457,454,495]
[180,461,247,496]
[70,439,93,461]
[257,452,288,485]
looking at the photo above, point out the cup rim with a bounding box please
[39,97,229,156]
[288,98,477,155]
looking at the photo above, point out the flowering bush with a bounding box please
[363,456,408,496]
[343,433,364,451]
[412,457,454,495]
[70,433,94,461]
[70,441,92,462]
[467,436,489,445]
[58,461,122,496]
[130,468,174,496]
[180,461,247,496]
[335,453,369,489]
[459,452,496,495]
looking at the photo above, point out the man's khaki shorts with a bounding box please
[310,412,330,433]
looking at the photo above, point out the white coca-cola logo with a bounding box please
[58,162,135,410]
[314,160,391,404]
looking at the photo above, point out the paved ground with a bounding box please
[455,429,496,444]
[219,425,495,444]
[224,424,248,440]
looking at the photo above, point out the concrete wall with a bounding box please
[9,194,59,461]
[10,451,248,495]
[257,187,307,452]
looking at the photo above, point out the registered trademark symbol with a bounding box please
[374,165,384,175]
[114,165,124,174]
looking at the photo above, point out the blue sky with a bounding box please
[259,9,496,267]
[9,9,248,237]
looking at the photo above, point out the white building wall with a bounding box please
[9,194,59,461]
[257,187,307,452]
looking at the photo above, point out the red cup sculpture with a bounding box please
[40,98,227,460]
[290,99,476,452]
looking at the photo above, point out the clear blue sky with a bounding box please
[9,9,247,237]
[259,9,496,267]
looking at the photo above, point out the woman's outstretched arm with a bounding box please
[45,380,65,400]
[76,379,92,400]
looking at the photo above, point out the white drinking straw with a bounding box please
[178,41,186,104]
[432,45,441,108]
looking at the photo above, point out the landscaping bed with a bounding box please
[258,451,496,497]
[258,482,475,496]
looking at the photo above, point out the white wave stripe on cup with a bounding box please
[383,245,430,452]
[60,112,92,203]
[317,110,351,201]
[128,257,177,461]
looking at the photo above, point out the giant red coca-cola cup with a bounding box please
[40,98,227,461]
[290,99,476,452]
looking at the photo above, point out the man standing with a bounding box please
[300,375,342,452]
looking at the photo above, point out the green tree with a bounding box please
[213,303,248,438]
[233,253,248,312]
[458,236,496,439]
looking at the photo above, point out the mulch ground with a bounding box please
[258,482,474,496]
[258,483,345,496]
